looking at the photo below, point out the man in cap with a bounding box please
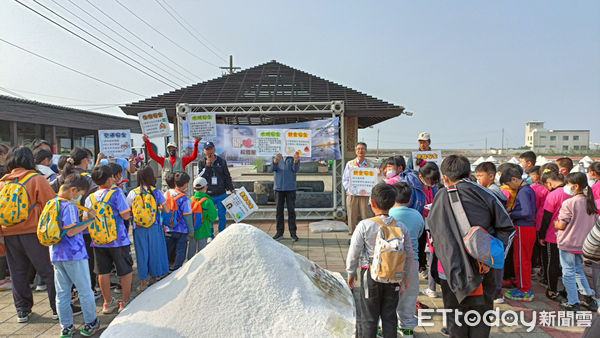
[407,132,432,170]
[142,134,201,191]
[197,141,235,237]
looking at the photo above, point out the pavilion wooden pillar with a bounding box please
[343,116,358,162]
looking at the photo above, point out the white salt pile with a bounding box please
[102,223,355,337]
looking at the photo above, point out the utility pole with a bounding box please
[220,55,241,74]
[376,128,380,157]
[485,137,488,153]
[501,128,504,153]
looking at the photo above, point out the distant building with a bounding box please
[525,121,589,153]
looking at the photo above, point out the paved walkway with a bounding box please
[0,220,592,337]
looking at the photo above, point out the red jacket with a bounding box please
[144,138,200,169]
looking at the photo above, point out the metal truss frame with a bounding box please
[175,101,346,220]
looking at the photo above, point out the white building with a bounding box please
[525,121,589,153]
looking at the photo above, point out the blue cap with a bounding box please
[204,141,215,149]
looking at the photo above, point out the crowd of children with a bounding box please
[346,149,600,337]
[0,143,218,337]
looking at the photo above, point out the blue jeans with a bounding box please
[210,193,228,236]
[53,259,96,328]
[559,250,594,304]
[165,232,188,270]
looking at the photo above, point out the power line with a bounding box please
[0,86,27,99]
[154,0,227,63]
[0,86,99,102]
[29,0,182,89]
[84,0,202,81]
[158,0,227,57]
[64,0,196,84]
[0,37,146,97]
[113,0,221,68]
[14,0,180,89]
[46,0,189,86]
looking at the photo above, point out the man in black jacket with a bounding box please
[197,142,235,237]
[428,155,514,337]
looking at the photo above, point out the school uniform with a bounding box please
[164,189,192,270]
[510,184,537,292]
[51,201,97,328]
[127,188,169,280]
[84,188,133,276]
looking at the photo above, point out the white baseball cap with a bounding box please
[166,142,178,149]
[417,132,430,141]
[193,176,208,189]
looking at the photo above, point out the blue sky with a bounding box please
[1,0,598,149]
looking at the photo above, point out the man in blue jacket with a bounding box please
[500,166,537,302]
[272,152,300,241]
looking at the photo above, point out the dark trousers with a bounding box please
[275,190,296,236]
[440,271,495,338]
[545,242,562,292]
[83,234,96,290]
[418,231,427,270]
[359,268,398,338]
[4,233,56,313]
[503,244,515,280]
[165,232,188,270]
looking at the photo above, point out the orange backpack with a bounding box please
[161,191,186,228]
[191,196,209,230]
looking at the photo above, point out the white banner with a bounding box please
[284,129,311,157]
[348,167,377,196]
[188,112,216,137]
[411,150,443,168]
[138,109,170,138]
[221,187,259,222]
[98,129,131,158]
[256,129,283,157]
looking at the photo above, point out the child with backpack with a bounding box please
[0,147,56,323]
[127,166,169,291]
[346,183,413,338]
[83,165,132,315]
[163,172,194,271]
[501,166,537,302]
[187,177,218,259]
[40,174,99,337]
[554,172,600,311]
[389,182,423,338]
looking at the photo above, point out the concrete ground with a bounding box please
[0,220,591,337]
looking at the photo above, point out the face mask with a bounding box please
[169,150,177,157]
[70,195,82,203]
[563,185,574,196]
[494,173,501,185]
[385,170,396,179]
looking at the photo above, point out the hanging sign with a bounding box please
[138,109,170,138]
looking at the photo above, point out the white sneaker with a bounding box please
[494,296,505,304]
[421,288,438,298]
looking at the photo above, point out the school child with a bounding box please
[84,165,132,314]
[187,177,217,259]
[46,174,99,337]
[381,156,426,214]
[163,172,194,271]
[127,166,169,291]
[497,163,521,208]
[346,183,413,338]
[527,166,548,278]
[475,162,508,204]
[417,162,441,298]
[555,172,600,311]
[588,162,600,200]
[519,151,536,184]
[538,166,569,302]
[501,167,537,301]
[475,161,508,303]
[527,166,541,184]
[556,157,574,177]
[389,182,423,337]
[34,148,56,182]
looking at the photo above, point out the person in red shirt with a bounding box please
[142,135,201,191]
